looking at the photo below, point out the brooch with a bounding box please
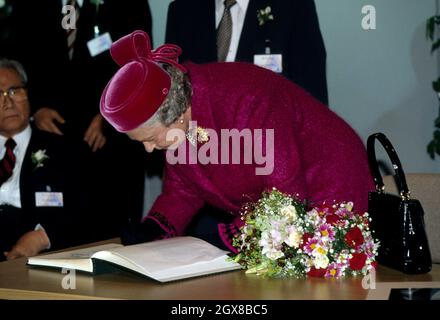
[186,126,209,146]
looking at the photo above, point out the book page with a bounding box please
[92,237,239,281]
[152,255,241,282]
[27,243,123,272]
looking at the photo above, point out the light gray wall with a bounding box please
[315,0,439,174]
[148,0,440,175]
[149,0,172,47]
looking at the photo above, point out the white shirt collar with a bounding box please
[0,124,32,149]
[0,125,31,208]
[216,0,249,11]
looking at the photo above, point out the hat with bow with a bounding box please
[100,30,186,132]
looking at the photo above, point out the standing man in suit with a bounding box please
[7,0,153,242]
[0,0,13,58]
[166,0,328,105]
[0,59,87,261]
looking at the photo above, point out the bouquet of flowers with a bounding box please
[232,189,379,278]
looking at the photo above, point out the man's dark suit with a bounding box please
[9,0,153,135]
[0,128,87,261]
[166,0,328,105]
[7,0,153,241]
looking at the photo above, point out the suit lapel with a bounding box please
[72,0,97,61]
[19,131,39,211]
[236,0,260,61]
[201,0,218,61]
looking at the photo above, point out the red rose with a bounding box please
[345,227,364,249]
[371,261,378,269]
[307,267,328,277]
[349,253,367,270]
[325,214,340,225]
[300,233,313,249]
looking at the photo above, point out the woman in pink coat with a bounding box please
[100,31,374,252]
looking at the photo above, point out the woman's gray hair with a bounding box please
[0,58,28,86]
[144,64,192,127]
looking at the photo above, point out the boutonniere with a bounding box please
[31,149,49,171]
[257,6,274,26]
[90,0,104,12]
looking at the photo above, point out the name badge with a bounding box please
[254,54,283,73]
[35,192,64,207]
[87,32,113,57]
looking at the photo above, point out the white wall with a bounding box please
[148,0,440,175]
[315,0,439,173]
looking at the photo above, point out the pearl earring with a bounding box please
[179,119,184,124]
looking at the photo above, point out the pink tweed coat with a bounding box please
[145,62,375,251]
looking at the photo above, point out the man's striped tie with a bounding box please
[0,139,16,187]
[216,0,237,62]
[66,0,80,60]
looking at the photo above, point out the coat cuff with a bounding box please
[144,212,177,239]
[218,223,240,254]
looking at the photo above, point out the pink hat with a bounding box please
[100,30,186,132]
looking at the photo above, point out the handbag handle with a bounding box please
[367,132,410,199]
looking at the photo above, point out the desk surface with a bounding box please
[0,239,439,300]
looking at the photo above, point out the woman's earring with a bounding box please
[179,118,184,124]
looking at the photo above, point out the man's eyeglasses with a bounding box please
[0,86,27,105]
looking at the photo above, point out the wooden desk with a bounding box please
[0,239,439,300]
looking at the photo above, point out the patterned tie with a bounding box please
[66,0,81,60]
[216,0,237,62]
[0,139,16,187]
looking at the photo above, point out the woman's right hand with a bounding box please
[33,107,65,135]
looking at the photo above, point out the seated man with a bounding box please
[0,59,87,261]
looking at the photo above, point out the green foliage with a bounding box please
[427,15,440,159]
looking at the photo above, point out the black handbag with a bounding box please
[367,133,432,274]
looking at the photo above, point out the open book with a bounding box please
[27,237,241,282]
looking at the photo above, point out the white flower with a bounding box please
[31,149,49,170]
[265,249,284,261]
[284,227,302,248]
[280,205,297,221]
[33,150,46,161]
[257,6,274,26]
[260,230,284,260]
[311,243,328,258]
[305,208,322,226]
[313,254,329,269]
